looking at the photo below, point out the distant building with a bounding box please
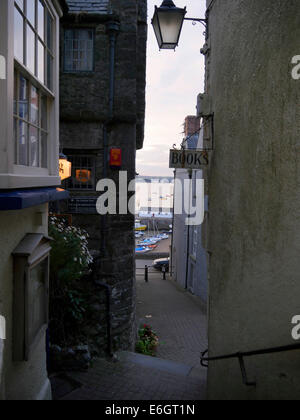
[0,0,68,400]
[59,0,147,354]
[171,115,208,304]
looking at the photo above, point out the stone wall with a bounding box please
[59,0,147,357]
[205,0,300,399]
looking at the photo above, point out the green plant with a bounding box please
[136,324,159,357]
[48,215,93,346]
[49,215,93,285]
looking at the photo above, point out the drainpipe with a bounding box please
[101,20,120,256]
[98,21,120,358]
[95,281,114,358]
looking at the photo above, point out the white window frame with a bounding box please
[0,0,63,189]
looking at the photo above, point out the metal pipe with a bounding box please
[98,22,120,357]
[95,281,113,358]
[101,21,120,256]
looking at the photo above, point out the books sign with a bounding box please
[169,149,209,170]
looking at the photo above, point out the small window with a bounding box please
[65,155,95,190]
[64,29,94,72]
[14,70,49,167]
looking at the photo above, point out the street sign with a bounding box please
[169,149,209,170]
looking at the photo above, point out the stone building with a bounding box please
[0,0,68,400]
[203,0,300,400]
[59,0,147,354]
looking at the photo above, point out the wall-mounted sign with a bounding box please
[110,148,122,167]
[169,149,210,170]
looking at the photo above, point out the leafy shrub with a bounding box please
[48,215,93,346]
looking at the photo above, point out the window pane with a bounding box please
[14,71,18,115]
[38,1,44,40]
[14,8,24,63]
[19,121,28,166]
[67,156,94,190]
[41,131,47,168]
[30,85,39,125]
[46,11,53,51]
[41,95,47,129]
[46,52,52,90]
[14,118,18,164]
[15,0,24,11]
[29,125,39,167]
[38,41,45,83]
[64,29,94,72]
[19,76,28,119]
[26,24,35,74]
[65,29,73,40]
[26,0,36,26]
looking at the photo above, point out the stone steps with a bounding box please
[116,351,207,380]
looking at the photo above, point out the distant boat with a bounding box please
[136,247,150,254]
[135,220,147,231]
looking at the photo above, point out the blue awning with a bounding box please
[0,188,69,211]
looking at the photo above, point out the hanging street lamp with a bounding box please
[59,153,72,181]
[152,0,207,50]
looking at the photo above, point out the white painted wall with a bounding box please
[0,204,51,400]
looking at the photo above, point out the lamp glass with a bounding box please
[59,155,72,181]
[152,4,186,50]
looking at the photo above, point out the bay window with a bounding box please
[14,0,54,90]
[0,0,63,189]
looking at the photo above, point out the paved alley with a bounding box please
[52,262,208,401]
[136,260,208,367]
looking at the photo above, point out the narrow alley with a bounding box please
[52,260,207,400]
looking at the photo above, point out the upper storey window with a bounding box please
[14,0,54,90]
[64,29,94,72]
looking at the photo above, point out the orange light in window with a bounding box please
[76,169,91,183]
[110,148,122,167]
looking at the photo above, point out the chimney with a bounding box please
[184,116,200,137]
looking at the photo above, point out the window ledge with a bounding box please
[0,174,62,189]
[0,188,69,211]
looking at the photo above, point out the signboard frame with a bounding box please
[169,149,210,170]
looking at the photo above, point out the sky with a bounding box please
[136,0,207,177]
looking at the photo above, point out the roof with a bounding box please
[66,0,110,14]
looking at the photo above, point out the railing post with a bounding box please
[162,266,166,280]
[145,265,148,283]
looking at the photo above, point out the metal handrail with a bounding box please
[201,342,300,387]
